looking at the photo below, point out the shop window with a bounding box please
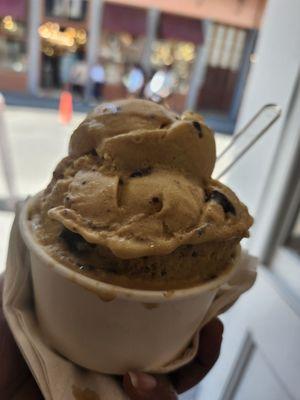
[198,23,247,113]
[39,21,87,95]
[0,16,26,72]
[45,0,87,21]
[99,3,147,100]
[149,13,202,111]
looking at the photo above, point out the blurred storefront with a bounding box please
[149,13,203,112]
[40,0,88,94]
[0,0,267,132]
[99,2,147,100]
[0,0,28,91]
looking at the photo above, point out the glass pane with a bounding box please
[45,0,87,21]
[197,24,246,114]
[0,16,27,72]
[39,22,87,95]
[98,31,146,102]
[150,39,196,93]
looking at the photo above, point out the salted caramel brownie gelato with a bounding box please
[28,99,253,290]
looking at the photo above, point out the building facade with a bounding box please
[0,0,266,132]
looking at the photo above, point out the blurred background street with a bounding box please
[0,0,266,132]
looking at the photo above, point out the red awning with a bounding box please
[102,3,147,36]
[0,0,26,21]
[159,13,203,44]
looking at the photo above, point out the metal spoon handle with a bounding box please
[214,104,282,180]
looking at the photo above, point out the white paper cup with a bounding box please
[20,196,243,375]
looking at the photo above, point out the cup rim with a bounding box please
[20,195,241,302]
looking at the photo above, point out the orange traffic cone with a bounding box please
[59,90,73,124]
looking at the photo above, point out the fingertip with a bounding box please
[128,371,157,391]
[123,372,177,400]
[171,318,225,394]
[123,372,157,400]
[215,318,224,335]
[123,372,135,394]
[196,317,224,370]
[202,318,224,336]
[198,318,224,356]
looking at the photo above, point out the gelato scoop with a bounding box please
[30,99,253,289]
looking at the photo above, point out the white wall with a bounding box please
[224,0,300,256]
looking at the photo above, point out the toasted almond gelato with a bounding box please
[29,99,253,289]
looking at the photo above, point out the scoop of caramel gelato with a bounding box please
[29,99,253,289]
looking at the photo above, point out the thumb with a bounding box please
[123,372,177,400]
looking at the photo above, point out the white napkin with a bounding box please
[3,207,257,400]
[3,207,128,400]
